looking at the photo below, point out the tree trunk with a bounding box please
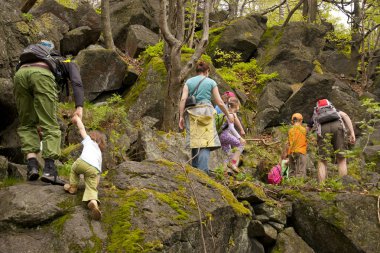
[188,0,199,48]
[350,0,362,75]
[101,0,115,50]
[302,0,317,22]
[283,0,305,27]
[21,0,37,13]
[159,0,210,131]
[279,0,286,20]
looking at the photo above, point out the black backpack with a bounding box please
[17,44,67,88]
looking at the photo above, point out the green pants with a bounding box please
[70,159,100,202]
[13,67,61,159]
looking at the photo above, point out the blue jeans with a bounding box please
[191,148,210,174]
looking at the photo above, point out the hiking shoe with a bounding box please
[227,163,240,174]
[41,173,66,186]
[27,158,39,181]
[88,200,102,220]
[63,184,77,194]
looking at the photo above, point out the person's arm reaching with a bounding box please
[339,111,355,144]
[72,115,87,139]
[234,113,245,136]
[65,61,84,119]
[178,85,189,130]
[212,87,234,123]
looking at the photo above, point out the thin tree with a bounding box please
[159,0,211,130]
[20,0,37,13]
[101,0,115,50]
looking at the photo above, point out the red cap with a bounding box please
[223,91,236,97]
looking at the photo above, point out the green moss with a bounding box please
[259,27,284,67]
[319,192,337,202]
[240,182,267,200]
[313,60,324,74]
[16,21,30,34]
[156,159,177,168]
[280,189,307,201]
[320,205,347,229]
[153,191,189,220]
[187,166,251,216]
[51,214,71,232]
[57,0,78,9]
[105,189,152,253]
[174,174,189,183]
[0,177,23,188]
[124,57,167,110]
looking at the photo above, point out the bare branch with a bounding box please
[260,0,287,16]
[159,0,180,47]
[282,0,305,27]
[180,0,211,81]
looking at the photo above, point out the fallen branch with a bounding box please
[282,0,305,27]
[260,0,287,15]
[245,138,281,146]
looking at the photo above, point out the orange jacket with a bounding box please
[288,125,307,155]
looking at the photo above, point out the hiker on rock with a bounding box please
[215,91,245,136]
[219,97,246,174]
[179,61,233,174]
[13,40,84,185]
[64,115,106,220]
[309,99,356,182]
[283,113,307,178]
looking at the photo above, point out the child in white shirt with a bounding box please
[64,115,106,220]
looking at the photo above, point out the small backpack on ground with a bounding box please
[215,113,228,134]
[314,99,341,124]
[268,164,282,185]
[17,44,67,88]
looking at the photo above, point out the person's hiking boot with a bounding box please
[88,200,102,220]
[63,184,77,194]
[27,158,39,181]
[40,158,66,186]
[227,162,240,174]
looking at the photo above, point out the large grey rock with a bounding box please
[0,78,17,132]
[137,116,190,163]
[270,73,364,127]
[126,25,159,58]
[0,184,68,230]
[75,47,128,101]
[254,81,293,132]
[254,202,287,225]
[126,57,167,125]
[106,160,252,252]
[260,223,277,245]
[207,14,267,63]
[0,156,8,180]
[257,22,330,83]
[272,227,315,253]
[110,0,159,50]
[363,145,380,172]
[233,182,268,205]
[318,50,355,77]
[292,192,380,253]
[60,26,100,56]
[31,0,101,32]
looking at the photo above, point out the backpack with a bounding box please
[268,164,282,185]
[17,44,67,88]
[215,113,228,134]
[314,99,341,124]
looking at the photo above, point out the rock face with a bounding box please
[110,0,159,50]
[75,47,128,101]
[104,160,252,252]
[254,81,293,132]
[257,22,330,83]
[318,50,354,77]
[208,14,267,63]
[265,73,364,129]
[292,192,380,253]
[126,25,159,58]
[60,26,100,56]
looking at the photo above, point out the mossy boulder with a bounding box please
[257,22,330,83]
[126,57,167,125]
[318,50,354,77]
[207,14,267,63]
[272,227,314,253]
[75,47,128,101]
[104,160,252,252]
[291,192,380,253]
[31,0,101,32]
